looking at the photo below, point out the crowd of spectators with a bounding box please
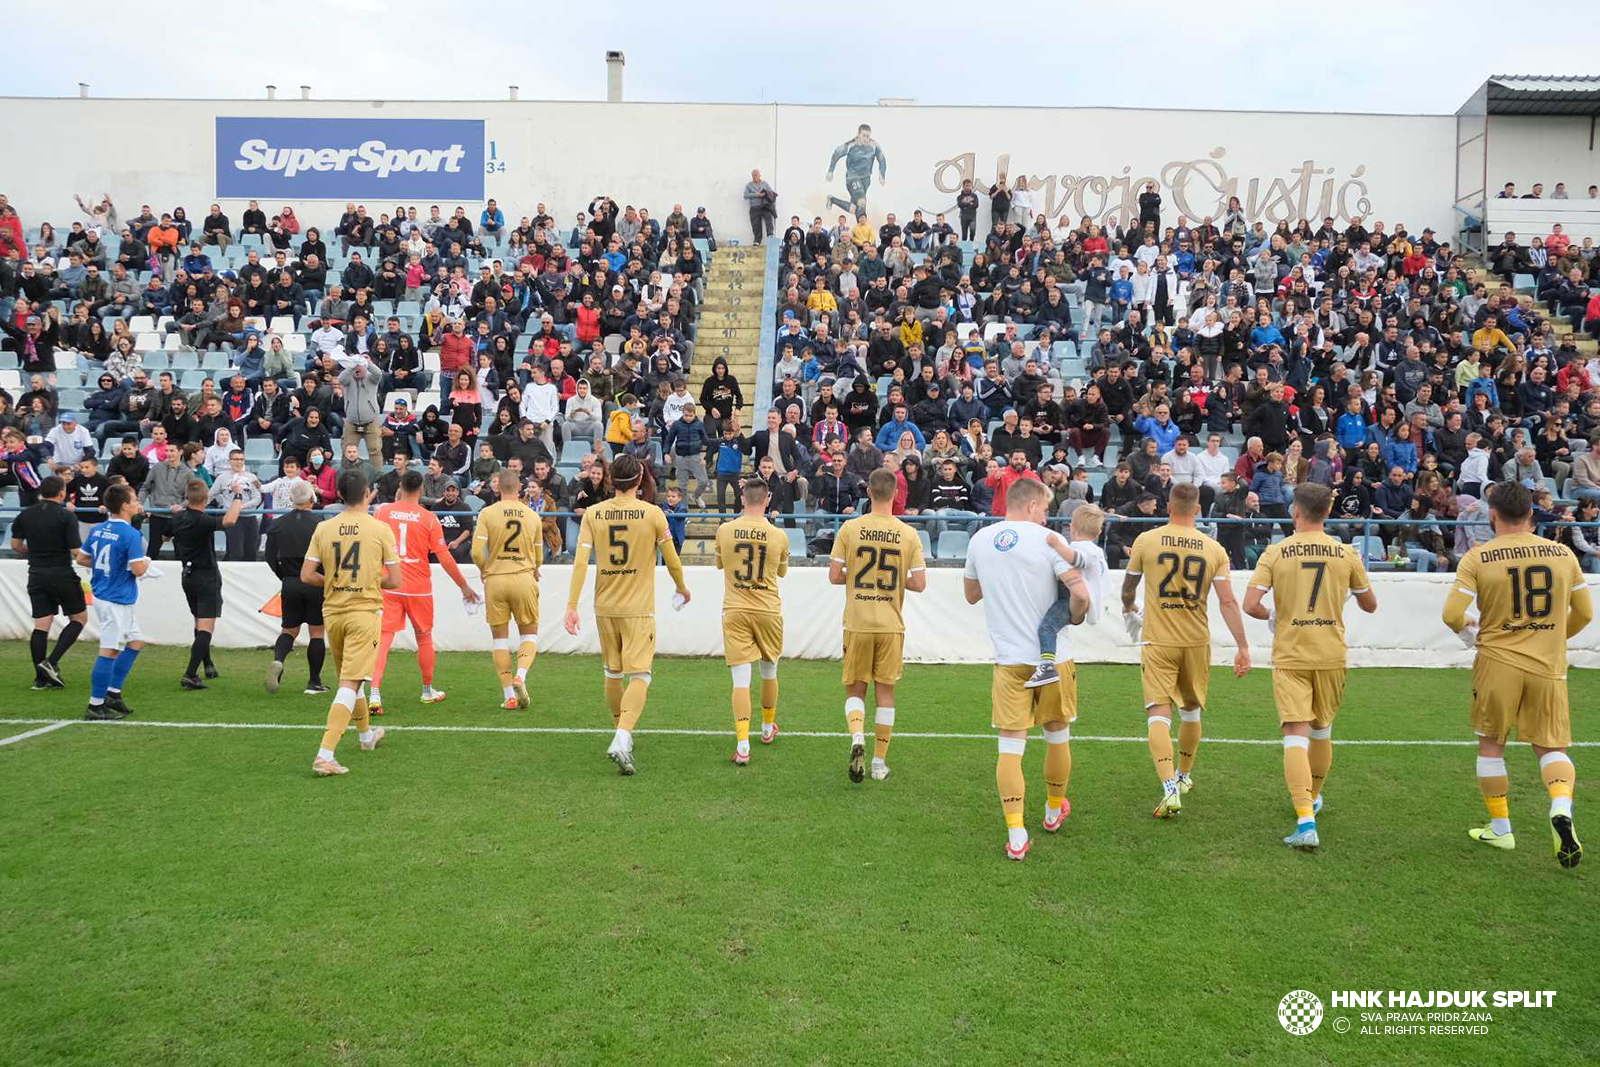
[0,190,727,559]
[733,179,1600,570]
[5,178,1600,572]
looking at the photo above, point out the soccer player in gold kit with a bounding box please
[301,470,402,777]
[1242,483,1377,850]
[714,477,790,764]
[473,470,543,710]
[1443,481,1592,868]
[1122,482,1251,818]
[829,468,926,783]
[564,455,691,775]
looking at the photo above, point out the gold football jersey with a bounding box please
[716,514,789,616]
[307,511,399,618]
[1127,524,1233,647]
[830,512,926,634]
[1248,531,1370,669]
[473,500,543,576]
[578,497,670,618]
[1454,532,1586,679]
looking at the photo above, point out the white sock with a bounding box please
[851,731,864,747]
[88,696,104,706]
[1045,801,1061,818]
[872,756,886,767]
[1492,816,1514,835]
[317,747,335,762]
[503,685,516,701]
[762,722,774,737]
[1163,776,1179,792]
[359,730,374,744]
[1008,826,1029,849]
[736,739,750,756]
[613,727,632,748]
[370,687,382,703]
[516,666,528,682]
[1551,796,1574,819]
[420,685,433,697]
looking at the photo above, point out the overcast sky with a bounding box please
[5,0,1595,113]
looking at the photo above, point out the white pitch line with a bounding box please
[0,721,75,746]
[2,718,1596,747]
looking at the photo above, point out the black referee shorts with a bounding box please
[28,572,86,618]
[181,570,224,619]
[280,580,324,630]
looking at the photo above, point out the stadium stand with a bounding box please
[3,181,1600,570]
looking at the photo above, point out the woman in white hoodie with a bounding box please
[203,427,236,480]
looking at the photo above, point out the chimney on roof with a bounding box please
[266,84,277,101]
[78,82,89,99]
[300,85,311,101]
[508,85,519,101]
[605,51,625,103]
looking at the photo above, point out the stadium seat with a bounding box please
[55,369,84,388]
[0,353,17,370]
[244,438,275,462]
[170,353,199,370]
[164,332,189,352]
[0,369,18,392]
[180,370,208,390]
[202,352,231,372]
[127,316,155,334]
[57,389,86,409]
[789,537,808,559]
[1357,536,1386,561]
[560,439,592,464]
[917,528,932,559]
[135,331,163,352]
[935,530,970,560]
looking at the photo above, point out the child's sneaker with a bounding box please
[1024,662,1060,689]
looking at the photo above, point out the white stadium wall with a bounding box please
[1484,115,1600,200]
[0,97,1460,238]
[5,561,1600,670]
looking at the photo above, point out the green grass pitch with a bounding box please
[1,645,1596,1066]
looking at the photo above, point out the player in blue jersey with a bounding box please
[76,484,150,720]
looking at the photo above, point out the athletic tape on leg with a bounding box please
[758,660,778,680]
[730,663,752,687]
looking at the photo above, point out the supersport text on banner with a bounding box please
[215,117,484,200]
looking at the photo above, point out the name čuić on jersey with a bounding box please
[231,139,469,179]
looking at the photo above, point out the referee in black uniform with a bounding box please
[9,475,88,689]
[169,478,242,690]
[262,479,330,695]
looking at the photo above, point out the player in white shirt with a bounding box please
[964,478,1091,861]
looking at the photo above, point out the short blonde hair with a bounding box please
[1070,503,1105,540]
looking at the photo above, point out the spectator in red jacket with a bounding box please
[982,448,1042,515]
[574,292,602,346]
[437,317,475,401]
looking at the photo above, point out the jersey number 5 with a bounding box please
[852,545,900,591]
[607,523,630,566]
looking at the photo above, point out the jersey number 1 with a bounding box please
[733,541,767,582]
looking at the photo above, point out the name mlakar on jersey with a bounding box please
[1278,542,1346,558]
[1480,544,1570,563]
[1159,533,1207,551]
[857,528,903,545]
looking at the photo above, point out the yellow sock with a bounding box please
[319,700,353,754]
[1147,714,1175,783]
[516,640,537,674]
[351,693,370,734]
[761,677,778,725]
[997,745,1026,827]
[733,687,752,744]
[1284,735,1314,820]
[1541,752,1576,816]
[1176,710,1202,775]
[492,647,514,689]
[873,706,895,762]
[1309,730,1333,799]
[1044,727,1071,809]
[845,697,865,742]
[1478,754,1510,822]
[604,674,624,726]
[762,706,776,727]
[618,678,649,732]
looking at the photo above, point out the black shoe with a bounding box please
[1553,814,1583,869]
[85,702,119,721]
[203,664,220,680]
[849,743,866,784]
[37,660,64,687]
[303,683,331,695]
[180,675,208,691]
[104,692,133,718]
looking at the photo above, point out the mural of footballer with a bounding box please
[826,124,888,216]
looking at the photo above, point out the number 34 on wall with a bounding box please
[486,140,508,174]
